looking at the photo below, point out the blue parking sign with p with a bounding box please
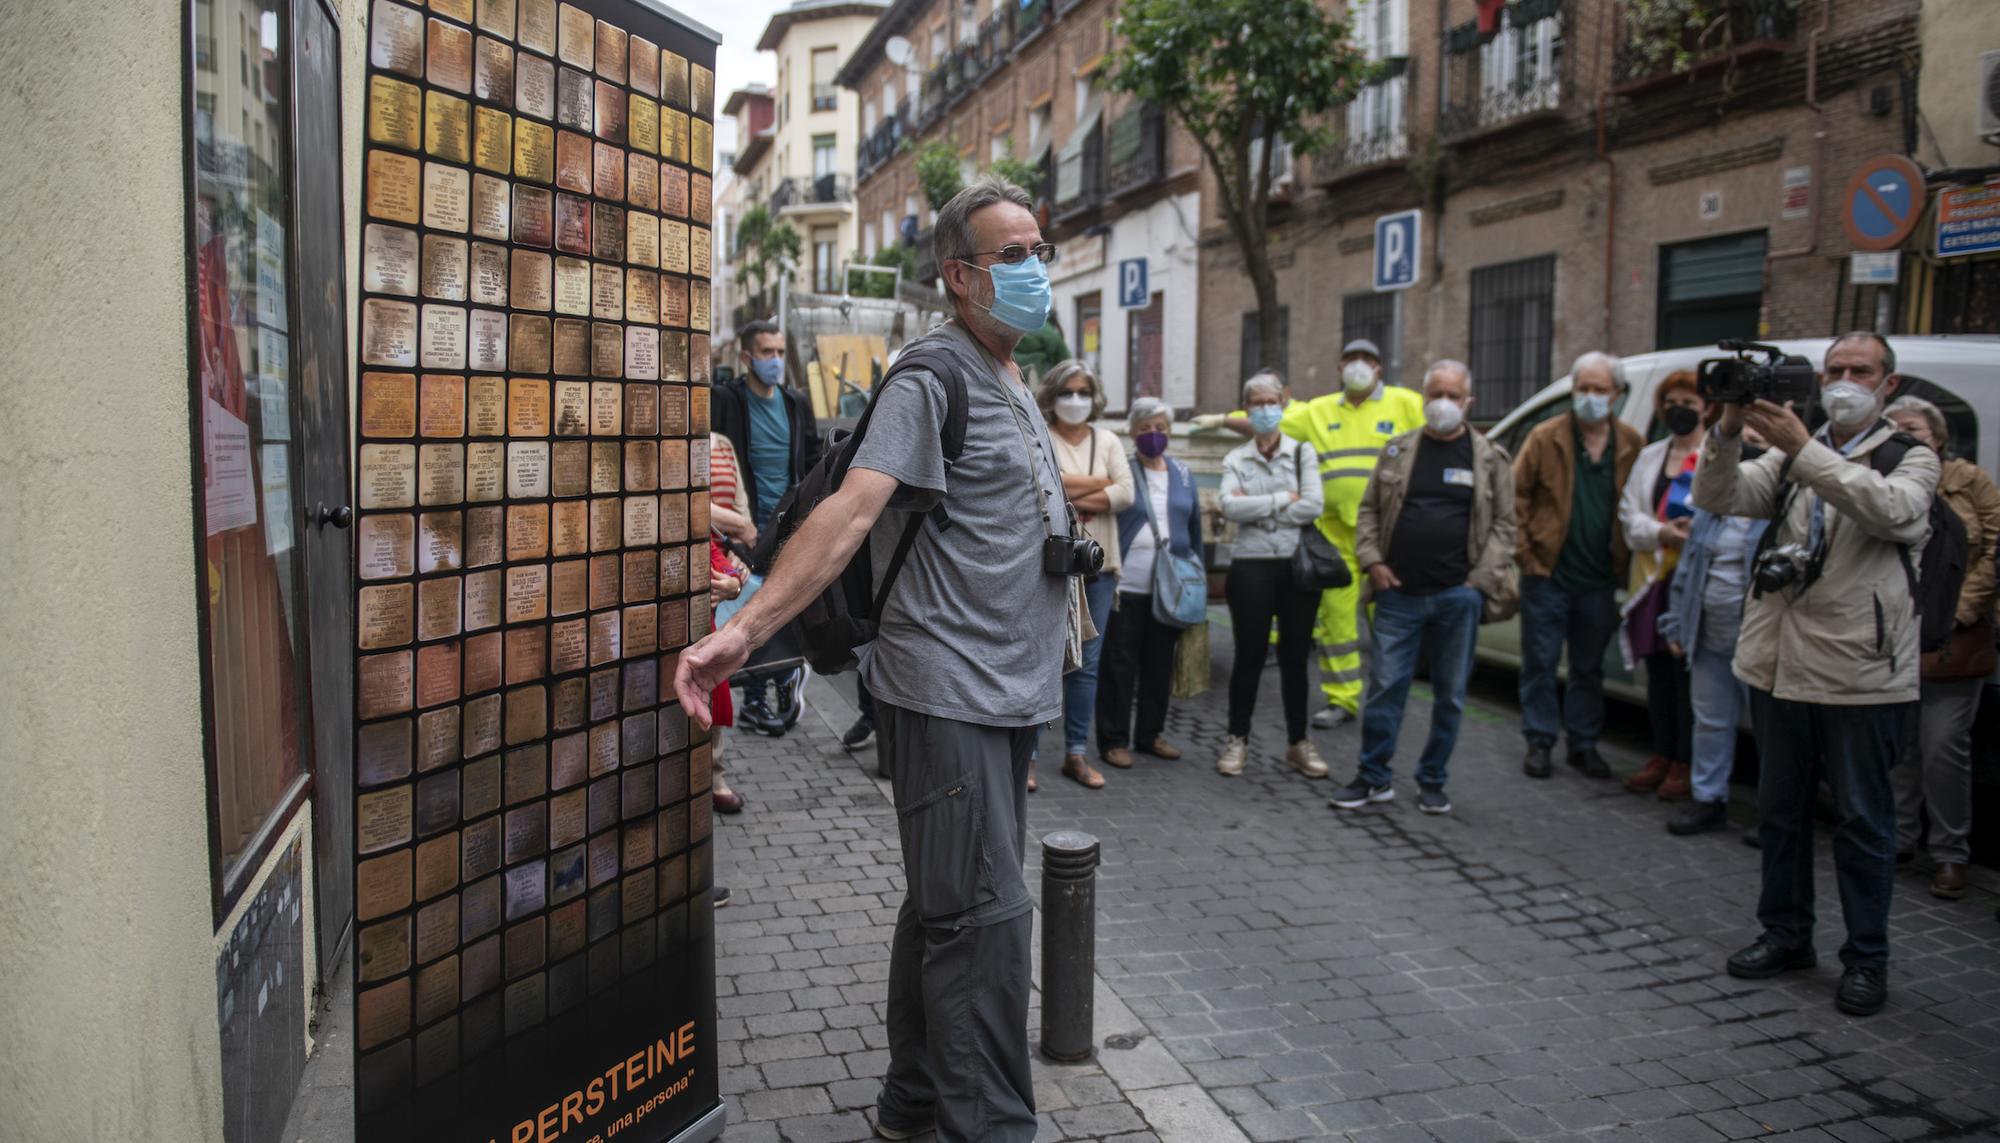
[1374,209,1421,292]
[1118,258,1148,309]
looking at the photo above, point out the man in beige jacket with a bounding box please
[1331,361,1516,815]
[1690,331,1937,1019]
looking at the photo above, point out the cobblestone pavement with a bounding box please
[713,616,2000,1143]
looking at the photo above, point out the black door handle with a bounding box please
[314,502,353,529]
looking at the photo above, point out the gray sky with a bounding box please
[684,0,795,157]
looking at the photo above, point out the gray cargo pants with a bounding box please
[874,701,1039,1143]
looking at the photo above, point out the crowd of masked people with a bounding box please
[674,180,1999,1143]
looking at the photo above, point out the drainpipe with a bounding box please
[1597,0,1617,349]
[1761,0,1832,334]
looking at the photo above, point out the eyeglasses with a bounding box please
[968,243,1058,266]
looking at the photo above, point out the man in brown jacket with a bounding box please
[1332,361,1516,814]
[1513,352,1645,780]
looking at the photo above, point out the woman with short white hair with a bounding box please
[1096,397,1204,770]
[1214,373,1327,778]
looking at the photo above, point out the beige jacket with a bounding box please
[1691,422,1940,704]
[1355,428,1519,622]
[1051,423,1137,574]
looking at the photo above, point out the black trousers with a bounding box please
[1643,649,1694,764]
[1096,592,1178,752]
[1224,558,1317,742]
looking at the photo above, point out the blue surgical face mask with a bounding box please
[961,255,1052,333]
[750,356,784,388]
[1248,405,1284,435]
[1574,392,1612,424]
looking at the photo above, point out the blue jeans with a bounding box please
[1062,575,1118,754]
[1358,585,1484,789]
[1517,575,1618,752]
[1688,645,1746,803]
[1749,689,1902,968]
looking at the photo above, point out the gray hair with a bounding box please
[1424,358,1472,390]
[1127,396,1175,433]
[933,173,1034,271]
[1830,330,1897,376]
[1241,371,1286,406]
[1037,359,1106,422]
[1885,395,1948,451]
[1571,350,1625,390]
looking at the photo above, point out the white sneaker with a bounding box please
[1286,740,1330,779]
[1310,704,1354,729]
[1216,736,1248,776]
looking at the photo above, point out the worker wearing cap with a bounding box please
[1280,339,1425,726]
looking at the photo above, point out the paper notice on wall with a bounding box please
[204,397,259,535]
[260,443,294,556]
[1781,166,1812,220]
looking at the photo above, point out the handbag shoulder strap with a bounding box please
[1134,456,1167,544]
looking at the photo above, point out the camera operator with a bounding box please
[1690,331,1938,1017]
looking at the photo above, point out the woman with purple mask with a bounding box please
[1096,397,1206,771]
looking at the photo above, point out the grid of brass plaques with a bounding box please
[353,0,717,1108]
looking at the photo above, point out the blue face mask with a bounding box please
[750,356,784,388]
[962,255,1052,333]
[1248,405,1284,435]
[1574,392,1612,424]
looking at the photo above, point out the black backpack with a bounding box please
[1759,429,1968,654]
[748,344,969,674]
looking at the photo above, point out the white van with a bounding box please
[1475,335,2000,701]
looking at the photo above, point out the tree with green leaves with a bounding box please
[913,140,968,212]
[846,242,917,299]
[1108,0,1374,373]
[736,204,803,311]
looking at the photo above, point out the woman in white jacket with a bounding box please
[1617,370,1708,800]
[1215,372,1327,778]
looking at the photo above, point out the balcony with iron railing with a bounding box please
[1612,0,1799,92]
[1106,102,1167,198]
[978,6,1016,65]
[771,174,854,212]
[1439,0,1568,139]
[857,113,906,180]
[1313,60,1416,182]
[1016,0,1052,48]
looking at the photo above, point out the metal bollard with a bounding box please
[1039,830,1100,1063]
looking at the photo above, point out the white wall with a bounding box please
[0,1,228,1139]
[1050,191,1203,410]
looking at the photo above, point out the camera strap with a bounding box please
[1750,419,1893,598]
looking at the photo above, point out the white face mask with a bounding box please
[1425,397,1466,435]
[1341,360,1378,393]
[1822,380,1880,429]
[1053,394,1093,425]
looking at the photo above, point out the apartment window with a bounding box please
[1341,292,1400,383]
[929,24,946,61]
[1240,307,1291,383]
[814,228,837,292]
[882,77,897,116]
[1468,254,1557,413]
[863,220,878,257]
[958,0,978,43]
[883,207,898,247]
[991,132,1010,162]
[1480,6,1563,121]
[1029,104,1051,151]
[811,47,838,112]
[864,98,878,135]
[812,134,837,180]
[1347,0,1409,153]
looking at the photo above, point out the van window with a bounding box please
[1894,375,1979,466]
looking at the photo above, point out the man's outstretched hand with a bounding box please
[674,626,753,729]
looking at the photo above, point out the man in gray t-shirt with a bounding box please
[675,175,1068,1143]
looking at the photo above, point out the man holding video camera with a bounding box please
[1690,332,1937,1017]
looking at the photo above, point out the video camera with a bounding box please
[1696,340,1818,406]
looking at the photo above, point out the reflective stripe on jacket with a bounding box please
[1279,386,1425,530]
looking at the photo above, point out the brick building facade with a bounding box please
[838,0,1208,409]
[1194,0,1926,416]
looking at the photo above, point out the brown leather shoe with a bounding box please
[713,787,746,815]
[1656,762,1692,802]
[1101,746,1133,769]
[1932,862,1968,900]
[1141,738,1182,761]
[1625,756,1671,793]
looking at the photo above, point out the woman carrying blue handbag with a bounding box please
[1096,397,1206,771]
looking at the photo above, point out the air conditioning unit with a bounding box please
[1982,50,2000,142]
